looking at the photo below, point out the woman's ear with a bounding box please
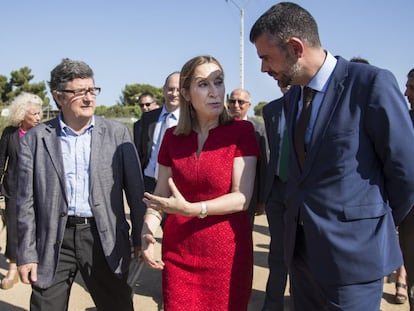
[181,88,191,102]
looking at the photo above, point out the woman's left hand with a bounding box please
[143,177,194,216]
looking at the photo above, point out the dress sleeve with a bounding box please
[158,128,173,167]
[235,121,260,158]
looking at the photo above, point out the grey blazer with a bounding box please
[16,116,146,288]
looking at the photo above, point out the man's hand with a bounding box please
[255,202,266,216]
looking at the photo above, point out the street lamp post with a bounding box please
[226,0,247,89]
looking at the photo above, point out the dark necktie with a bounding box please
[294,87,316,170]
[278,126,289,182]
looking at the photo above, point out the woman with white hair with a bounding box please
[0,92,42,289]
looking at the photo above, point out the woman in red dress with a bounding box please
[141,55,259,311]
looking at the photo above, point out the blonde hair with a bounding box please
[174,55,233,136]
[7,92,43,127]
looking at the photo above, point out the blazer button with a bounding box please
[60,212,66,217]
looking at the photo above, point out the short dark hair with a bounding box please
[138,91,155,102]
[249,2,321,48]
[350,57,370,64]
[48,58,94,91]
[408,69,414,78]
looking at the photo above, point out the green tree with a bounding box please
[119,83,163,106]
[10,67,33,87]
[0,75,9,105]
[96,104,141,119]
[0,67,48,109]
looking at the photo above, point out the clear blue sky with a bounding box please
[1,0,413,114]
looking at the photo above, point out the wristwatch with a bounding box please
[199,201,208,218]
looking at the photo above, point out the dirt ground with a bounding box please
[0,212,409,311]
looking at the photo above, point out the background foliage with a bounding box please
[0,66,266,135]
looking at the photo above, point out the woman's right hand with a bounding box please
[141,233,165,270]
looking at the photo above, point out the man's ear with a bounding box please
[287,37,305,58]
[51,90,62,109]
[51,90,60,102]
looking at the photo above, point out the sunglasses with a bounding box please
[139,102,153,108]
[228,99,249,106]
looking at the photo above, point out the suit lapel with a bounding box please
[89,117,105,191]
[42,118,68,203]
[286,86,302,173]
[303,58,348,177]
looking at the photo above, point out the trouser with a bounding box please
[262,176,288,311]
[399,208,414,311]
[30,222,133,311]
[4,196,17,261]
[290,226,383,311]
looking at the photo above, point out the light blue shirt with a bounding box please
[297,51,337,147]
[144,107,179,178]
[59,115,94,217]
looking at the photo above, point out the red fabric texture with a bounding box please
[158,120,259,311]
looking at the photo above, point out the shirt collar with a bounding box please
[160,106,180,120]
[59,114,95,135]
[307,50,337,93]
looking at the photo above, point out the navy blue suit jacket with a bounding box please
[284,56,414,285]
[133,107,162,173]
[262,97,285,201]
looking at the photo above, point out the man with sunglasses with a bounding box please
[136,91,159,114]
[16,58,146,311]
[228,88,268,226]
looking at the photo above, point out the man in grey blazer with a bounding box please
[16,58,146,311]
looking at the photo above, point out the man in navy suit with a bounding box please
[250,2,414,310]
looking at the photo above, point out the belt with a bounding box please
[66,216,95,227]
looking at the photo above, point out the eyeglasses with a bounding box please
[229,99,249,106]
[59,87,101,97]
[139,102,153,108]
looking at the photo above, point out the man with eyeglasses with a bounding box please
[228,88,268,225]
[16,58,146,311]
[134,71,180,193]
